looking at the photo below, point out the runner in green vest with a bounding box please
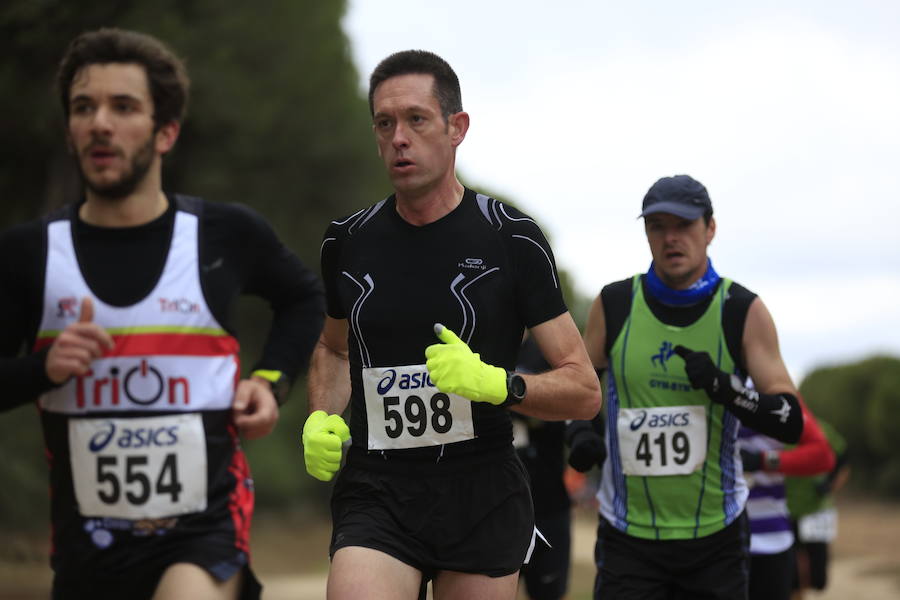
[786,418,850,596]
[581,174,808,599]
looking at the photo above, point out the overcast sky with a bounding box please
[343,0,900,382]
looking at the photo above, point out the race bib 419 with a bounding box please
[617,405,707,476]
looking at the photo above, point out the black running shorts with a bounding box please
[593,511,750,600]
[330,446,534,578]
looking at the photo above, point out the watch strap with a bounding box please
[251,369,288,405]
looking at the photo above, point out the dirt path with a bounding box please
[3,496,898,599]
[259,496,900,600]
[566,499,900,600]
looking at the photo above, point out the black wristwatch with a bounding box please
[500,371,527,408]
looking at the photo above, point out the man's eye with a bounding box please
[72,104,93,115]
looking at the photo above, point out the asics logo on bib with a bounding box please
[158,297,201,313]
[376,368,435,395]
[630,409,691,431]
[75,359,190,408]
[88,420,179,452]
[630,410,648,430]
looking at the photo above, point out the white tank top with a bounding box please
[34,210,241,520]
[35,211,239,414]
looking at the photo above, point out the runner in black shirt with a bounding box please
[0,29,324,600]
[303,50,601,600]
[513,335,576,600]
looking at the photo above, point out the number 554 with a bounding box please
[96,454,182,505]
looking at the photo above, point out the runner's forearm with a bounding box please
[724,389,802,444]
[513,362,601,421]
[306,339,351,416]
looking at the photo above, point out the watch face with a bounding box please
[511,374,526,398]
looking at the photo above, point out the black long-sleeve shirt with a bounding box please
[0,194,324,410]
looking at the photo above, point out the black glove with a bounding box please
[673,345,735,404]
[567,428,607,472]
[740,449,763,472]
[674,347,803,444]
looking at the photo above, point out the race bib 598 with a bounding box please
[362,364,475,450]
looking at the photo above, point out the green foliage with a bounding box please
[0,406,49,530]
[800,355,900,499]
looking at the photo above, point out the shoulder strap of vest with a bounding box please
[44,203,75,225]
[602,275,639,357]
[173,194,203,216]
[721,278,756,376]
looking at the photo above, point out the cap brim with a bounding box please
[639,201,705,220]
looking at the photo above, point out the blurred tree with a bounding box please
[800,355,900,498]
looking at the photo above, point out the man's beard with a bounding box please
[78,135,155,200]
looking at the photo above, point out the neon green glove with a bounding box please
[302,410,350,481]
[424,323,507,405]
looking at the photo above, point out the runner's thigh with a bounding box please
[329,546,423,600]
[152,562,242,600]
[432,569,519,600]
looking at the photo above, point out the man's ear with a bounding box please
[448,111,470,147]
[155,120,181,155]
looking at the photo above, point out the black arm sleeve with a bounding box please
[723,383,803,444]
[0,221,57,410]
[201,202,325,384]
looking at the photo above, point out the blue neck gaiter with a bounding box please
[645,258,720,306]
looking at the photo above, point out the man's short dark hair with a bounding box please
[57,28,190,129]
[368,50,462,121]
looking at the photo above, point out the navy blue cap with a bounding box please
[639,175,712,220]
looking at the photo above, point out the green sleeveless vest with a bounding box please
[599,275,746,539]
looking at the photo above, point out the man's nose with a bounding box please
[90,105,114,134]
[663,227,681,243]
[392,122,410,149]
